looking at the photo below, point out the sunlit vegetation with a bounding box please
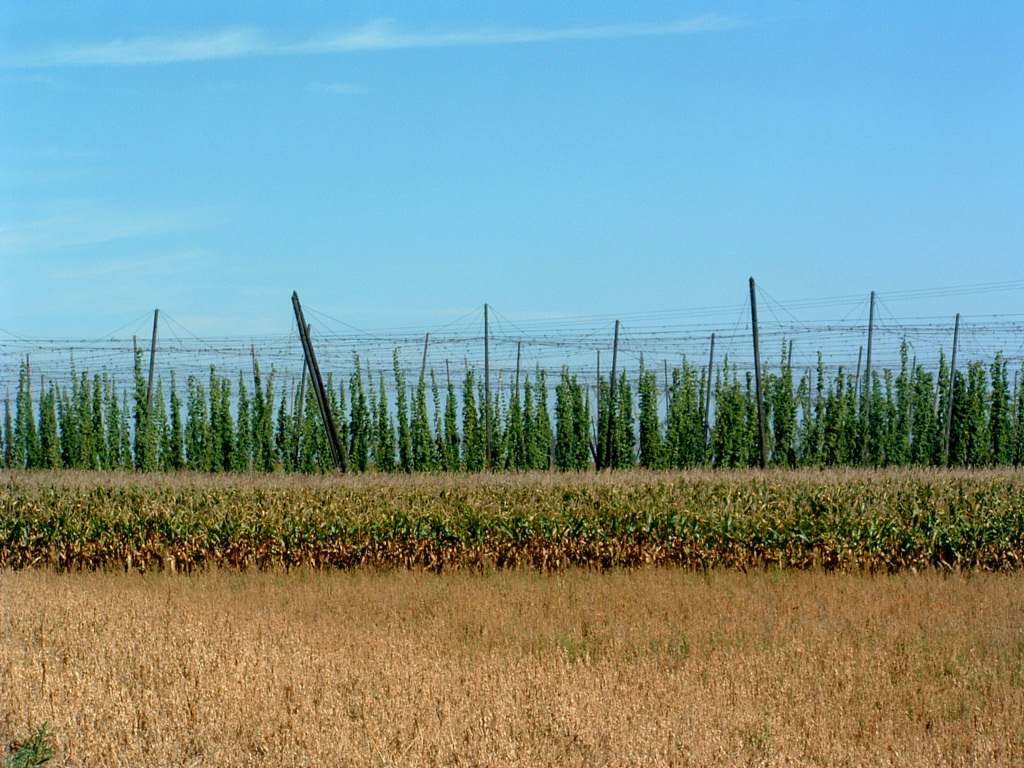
[4,342,1021,474]
[2,469,1021,573]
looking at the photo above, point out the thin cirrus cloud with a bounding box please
[50,251,201,281]
[0,204,211,256]
[7,15,747,68]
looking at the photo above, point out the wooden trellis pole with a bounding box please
[291,292,346,472]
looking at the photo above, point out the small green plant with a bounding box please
[673,631,691,659]
[741,711,774,759]
[6,723,55,768]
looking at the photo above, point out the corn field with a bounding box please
[3,469,1022,573]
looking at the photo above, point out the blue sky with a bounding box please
[1,1,1022,348]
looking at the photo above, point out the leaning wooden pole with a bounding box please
[291,292,346,472]
[145,309,159,421]
[749,278,768,469]
[943,313,961,466]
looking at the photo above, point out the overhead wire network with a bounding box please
[1,280,1022,400]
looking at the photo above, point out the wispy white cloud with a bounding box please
[0,202,211,255]
[7,15,747,68]
[10,29,266,68]
[305,82,364,96]
[292,15,744,54]
[50,251,201,280]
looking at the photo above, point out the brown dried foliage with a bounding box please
[3,568,1024,766]
[3,468,1023,573]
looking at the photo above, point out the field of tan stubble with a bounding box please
[3,565,1024,767]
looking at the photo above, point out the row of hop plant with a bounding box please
[4,341,1023,474]
[2,471,1022,572]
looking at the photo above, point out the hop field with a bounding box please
[2,468,1022,573]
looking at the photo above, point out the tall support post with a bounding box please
[293,358,308,467]
[145,309,159,421]
[251,343,263,405]
[291,292,346,472]
[749,278,768,468]
[603,320,620,469]
[1015,369,1021,462]
[854,347,863,406]
[806,364,814,424]
[593,350,601,463]
[515,341,522,391]
[251,343,264,463]
[907,354,917,450]
[865,292,875,393]
[861,291,876,463]
[704,332,715,447]
[484,304,491,469]
[943,313,961,466]
[420,333,430,382]
[664,359,671,423]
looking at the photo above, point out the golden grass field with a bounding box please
[3,567,1024,767]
